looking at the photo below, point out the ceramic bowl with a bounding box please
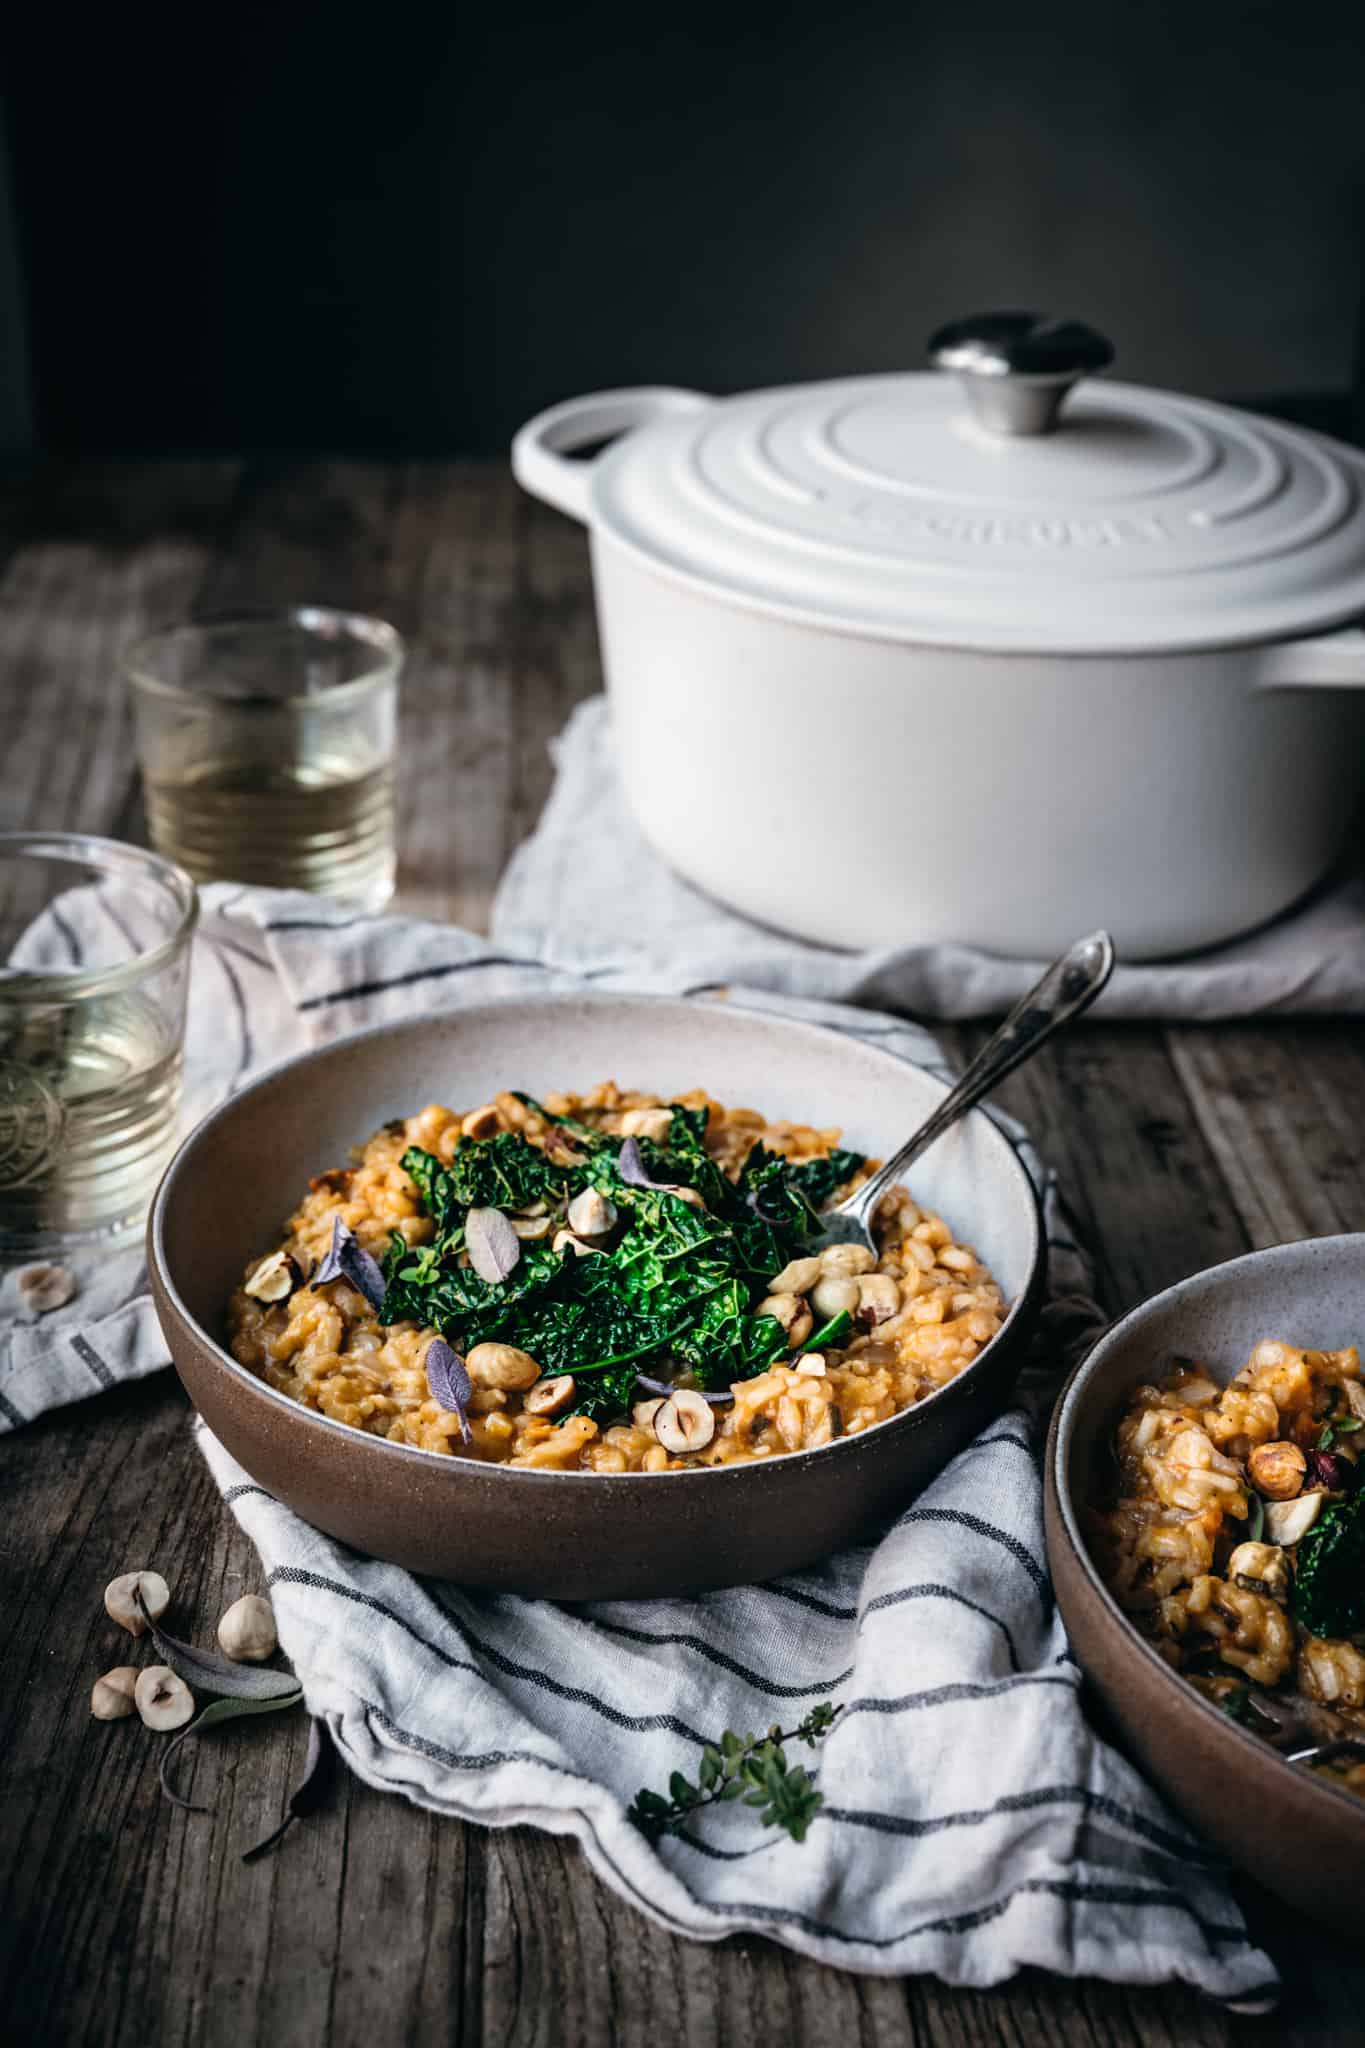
[1045,1235,1365,1940]
[149,993,1043,1598]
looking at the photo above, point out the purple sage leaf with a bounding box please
[159,1689,304,1813]
[1306,1448,1356,1493]
[313,1215,387,1312]
[465,1205,521,1285]
[618,1137,665,1190]
[242,1716,336,1863]
[616,1140,698,1208]
[312,1214,352,1284]
[137,1589,302,1702]
[426,1337,473,1443]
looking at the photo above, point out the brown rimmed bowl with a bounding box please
[1044,1235,1365,1941]
[149,993,1043,1599]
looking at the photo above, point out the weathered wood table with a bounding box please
[3,458,1364,2047]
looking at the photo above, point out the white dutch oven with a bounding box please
[513,315,1365,959]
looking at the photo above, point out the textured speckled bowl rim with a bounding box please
[150,991,1044,1488]
[1048,1233,1365,1831]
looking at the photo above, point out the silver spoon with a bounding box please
[812,930,1115,1255]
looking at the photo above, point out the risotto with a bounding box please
[1088,1339,1365,1795]
[226,1082,1007,1473]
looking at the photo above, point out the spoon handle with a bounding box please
[839,931,1115,1224]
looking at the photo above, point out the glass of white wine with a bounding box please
[126,607,402,911]
[1,833,196,1255]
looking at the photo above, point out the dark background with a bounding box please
[2,0,1363,456]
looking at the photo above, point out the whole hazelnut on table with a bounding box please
[104,1570,171,1637]
[90,1667,140,1720]
[217,1593,278,1663]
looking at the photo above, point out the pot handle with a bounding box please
[511,387,712,524]
[1257,627,1365,690]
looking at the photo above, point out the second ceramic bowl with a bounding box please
[149,993,1044,1598]
[1045,1235,1365,1939]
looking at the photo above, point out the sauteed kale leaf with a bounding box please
[569,1366,649,1425]
[787,1148,866,1213]
[378,1104,865,1423]
[441,1131,565,1214]
[1293,1487,1365,1640]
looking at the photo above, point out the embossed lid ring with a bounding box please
[581,322,1365,655]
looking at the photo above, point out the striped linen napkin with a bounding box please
[1,872,1276,2003]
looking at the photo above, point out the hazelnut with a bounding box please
[857,1274,901,1326]
[524,1374,576,1417]
[660,1184,705,1211]
[545,1135,588,1168]
[553,1228,598,1259]
[461,1104,502,1140]
[1247,1440,1307,1500]
[793,1352,827,1377]
[90,1666,140,1720]
[104,1569,171,1638]
[768,1256,822,1295]
[217,1593,278,1663]
[757,1292,814,1347]
[1264,1491,1323,1548]
[631,1397,665,1432]
[16,1262,77,1314]
[510,1214,553,1240]
[1226,1541,1291,1602]
[466,1342,541,1391]
[811,1273,861,1322]
[134,1665,195,1732]
[566,1188,618,1240]
[1344,1380,1365,1422]
[242,1250,304,1304]
[818,1242,877,1277]
[653,1389,716,1454]
[619,1107,674,1143]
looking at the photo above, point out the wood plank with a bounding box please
[939,1021,1252,1316]
[1166,1022,1365,1247]
[0,459,240,839]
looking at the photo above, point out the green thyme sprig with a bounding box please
[627,1703,840,1846]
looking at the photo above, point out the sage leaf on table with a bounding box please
[137,1590,303,1702]
[243,1717,337,1863]
[159,1690,305,1812]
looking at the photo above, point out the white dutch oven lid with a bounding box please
[512,314,1365,655]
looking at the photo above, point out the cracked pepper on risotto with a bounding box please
[226,1083,1007,1473]
[1088,1340,1365,1795]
